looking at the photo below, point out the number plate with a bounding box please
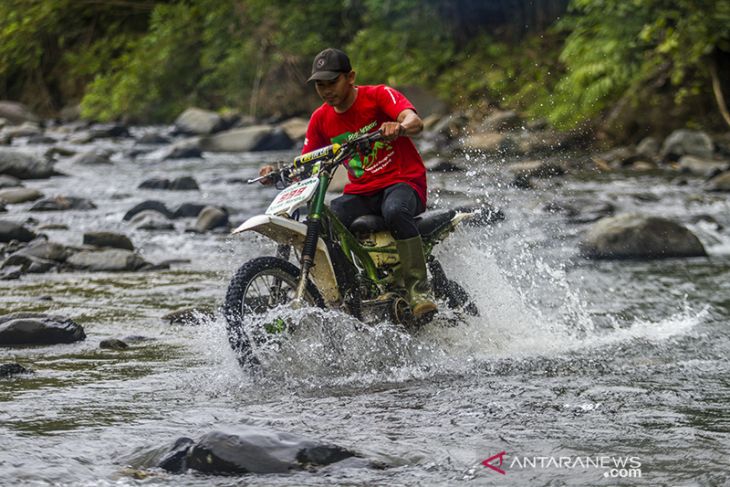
[265,177,319,216]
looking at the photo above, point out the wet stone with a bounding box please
[0,313,86,346]
[191,206,228,233]
[83,232,134,251]
[123,200,174,221]
[173,203,206,218]
[30,196,96,212]
[154,427,360,475]
[580,213,707,259]
[123,335,155,343]
[162,307,216,325]
[0,220,36,243]
[0,363,33,377]
[100,338,129,350]
[66,248,150,272]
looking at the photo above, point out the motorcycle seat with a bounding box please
[349,209,456,238]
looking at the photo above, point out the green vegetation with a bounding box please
[0,0,728,137]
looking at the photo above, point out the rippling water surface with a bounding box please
[1,131,729,485]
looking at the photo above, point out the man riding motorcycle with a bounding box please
[260,47,437,319]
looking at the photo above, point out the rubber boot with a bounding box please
[396,236,438,319]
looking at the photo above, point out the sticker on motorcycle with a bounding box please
[265,177,320,216]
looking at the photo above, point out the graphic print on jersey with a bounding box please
[331,122,391,178]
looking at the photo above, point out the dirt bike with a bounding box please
[224,130,497,367]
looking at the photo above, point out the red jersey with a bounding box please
[302,85,427,205]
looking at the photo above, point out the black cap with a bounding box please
[307,48,352,82]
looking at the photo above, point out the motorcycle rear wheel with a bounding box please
[224,256,324,367]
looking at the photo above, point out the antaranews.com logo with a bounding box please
[480,451,642,479]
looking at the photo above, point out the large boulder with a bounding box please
[580,213,707,259]
[660,129,714,161]
[0,313,85,346]
[0,148,56,179]
[0,101,38,125]
[278,117,309,141]
[201,125,294,152]
[30,196,96,211]
[155,427,358,475]
[67,249,150,271]
[175,108,223,135]
[0,188,43,204]
[0,220,36,242]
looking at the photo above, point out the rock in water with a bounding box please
[83,232,134,251]
[0,148,56,179]
[192,206,228,232]
[0,363,33,377]
[580,213,707,259]
[123,200,174,221]
[175,107,223,135]
[156,427,357,475]
[66,249,150,272]
[0,220,36,242]
[161,307,215,325]
[0,313,85,345]
[660,129,714,161]
[99,338,129,350]
[30,196,96,211]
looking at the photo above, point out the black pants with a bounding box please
[330,183,425,240]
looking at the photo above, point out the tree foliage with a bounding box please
[0,0,727,134]
[549,0,730,130]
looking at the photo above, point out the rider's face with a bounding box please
[315,71,355,109]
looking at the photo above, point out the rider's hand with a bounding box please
[259,165,275,185]
[380,121,405,142]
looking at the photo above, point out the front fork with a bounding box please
[293,171,330,304]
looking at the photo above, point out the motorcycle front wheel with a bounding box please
[223,256,324,367]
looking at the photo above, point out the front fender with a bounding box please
[231,215,340,305]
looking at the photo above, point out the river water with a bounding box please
[1,130,729,486]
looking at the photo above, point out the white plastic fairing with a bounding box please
[231,214,340,304]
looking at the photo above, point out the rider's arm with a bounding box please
[380,109,423,141]
[396,109,423,136]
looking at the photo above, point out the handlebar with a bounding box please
[248,129,384,185]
